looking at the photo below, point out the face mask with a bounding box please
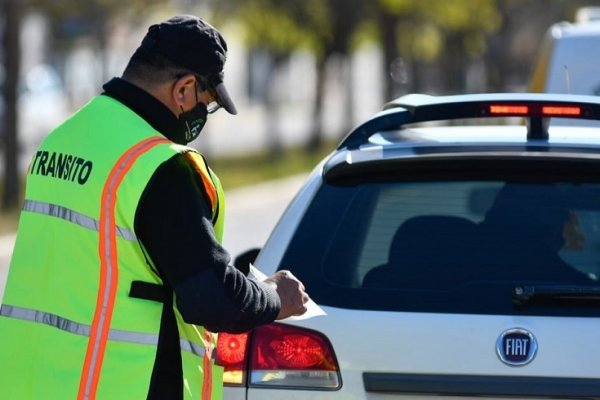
[176,101,208,144]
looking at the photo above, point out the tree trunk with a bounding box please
[380,11,399,101]
[341,55,354,138]
[266,55,284,161]
[306,54,326,152]
[2,0,21,211]
[440,31,466,93]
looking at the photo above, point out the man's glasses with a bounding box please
[206,88,221,114]
[195,75,221,114]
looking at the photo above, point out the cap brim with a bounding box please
[214,82,237,115]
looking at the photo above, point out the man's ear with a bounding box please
[172,74,196,107]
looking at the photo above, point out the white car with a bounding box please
[220,93,600,399]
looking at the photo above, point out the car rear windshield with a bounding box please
[280,170,600,316]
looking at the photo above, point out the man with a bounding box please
[0,15,308,400]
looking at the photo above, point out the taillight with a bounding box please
[216,332,250,384]
[216,323,341,390]
[489,104,583,117]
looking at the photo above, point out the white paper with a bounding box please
[249,264,326,320]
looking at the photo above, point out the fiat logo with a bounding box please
[496,328,538,366]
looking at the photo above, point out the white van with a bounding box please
[529,20,600,96]
[529,18,600,126]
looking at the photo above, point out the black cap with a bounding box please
[140,15,237,114]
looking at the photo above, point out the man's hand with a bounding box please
[264,270,309,319]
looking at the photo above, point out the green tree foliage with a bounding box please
[377,0,501,95]
[234,0,324,56]
[215,0,369,150]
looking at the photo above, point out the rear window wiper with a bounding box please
[512,285,600,307]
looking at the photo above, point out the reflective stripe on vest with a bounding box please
[22,199,137,241]
[78,136,170,400]
[0,304,208,357]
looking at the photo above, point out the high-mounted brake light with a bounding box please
[489,104,529,115]
[216,323,341,390]
[340,93,600,149]
[489,104,583,117]
[542,106,581,116]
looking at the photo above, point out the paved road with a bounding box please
[222,174,308,257]
[0,174,308,300]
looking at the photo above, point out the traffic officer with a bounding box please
[0,15,308,399]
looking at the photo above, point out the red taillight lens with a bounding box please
[249,323,340,389]
[542,105,581,116]
[268,334,325,368]
[217,332,248,364]
[489,105,529,115]
[216,332,250,385]
[215,323,341,389]
[252,324,337,371]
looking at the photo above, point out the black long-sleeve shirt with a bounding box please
[102,78,280,332]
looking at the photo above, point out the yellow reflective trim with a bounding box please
[184,152,218,218]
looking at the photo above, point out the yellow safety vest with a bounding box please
[0,94,225,399]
